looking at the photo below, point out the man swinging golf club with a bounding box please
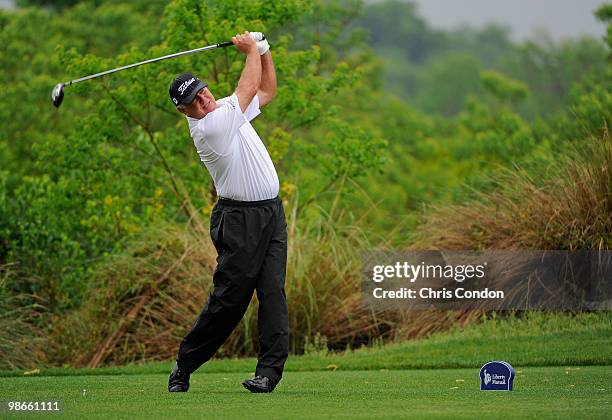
[167,31,288,394]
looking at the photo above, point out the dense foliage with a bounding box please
[0,0,610,368]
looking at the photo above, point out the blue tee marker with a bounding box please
[480,361,515,391]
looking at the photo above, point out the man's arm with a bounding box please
[233,32,262,113]
[257,51,276,107]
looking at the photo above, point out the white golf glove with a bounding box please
[249,32,265,42]
[249,31,270,55]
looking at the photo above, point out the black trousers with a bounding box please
[176,196,289,386]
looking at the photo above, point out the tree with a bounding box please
[0,0,387,310]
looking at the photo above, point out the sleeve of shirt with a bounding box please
[243,94,261,122]
[196,93,247,155]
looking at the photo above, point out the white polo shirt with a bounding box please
[187,93,280,201]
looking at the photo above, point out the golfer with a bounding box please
[167,32,288,394]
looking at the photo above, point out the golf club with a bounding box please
[51,40,233,108]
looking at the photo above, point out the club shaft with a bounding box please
[65,41,233,86]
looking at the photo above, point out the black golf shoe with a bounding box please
[242,375,275,393]
[168,364,190,392]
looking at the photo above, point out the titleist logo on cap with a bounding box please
[178,78,196,95]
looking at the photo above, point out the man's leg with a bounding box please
[175,203,269,374]
[175,270,254,373]
[253,199,289,387]
[170,232,256,391]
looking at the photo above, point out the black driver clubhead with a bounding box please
[52,83,65,108]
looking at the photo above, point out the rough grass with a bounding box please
[413,131,612,250]
[0,266,48,370]
[2,311,610,378]
[34,195,476,370]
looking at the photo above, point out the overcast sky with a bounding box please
[406,0,607,41]
[1,0,608,42]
